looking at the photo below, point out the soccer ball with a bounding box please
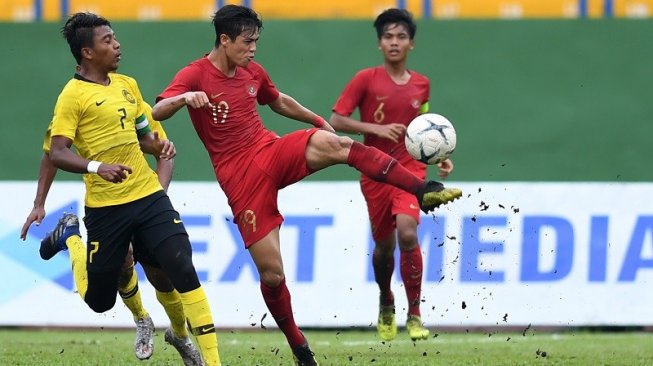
[405,113,457,165]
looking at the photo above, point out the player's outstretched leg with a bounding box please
[377,305,397,341]
[40,213,88,302]
[416,181,462,213]
[406,315,430,341]
[39,213,80,260]
[292,333,319,366]
[343,141,462,213]
[164,328,204,366]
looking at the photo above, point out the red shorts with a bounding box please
[219,128,319,247]
[360,164,426,242]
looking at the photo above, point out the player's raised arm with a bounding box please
[152,91,211,121]
[268,92,335,132]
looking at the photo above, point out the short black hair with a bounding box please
[61,12,111,64]
[212,5,263,47]
[374,8,416,40]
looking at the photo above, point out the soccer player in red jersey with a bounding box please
[329,9,451,342]
[152,5,461,365]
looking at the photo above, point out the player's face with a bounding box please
[88,26,121,71]
[378,23,413,64]
[224,30,259,68]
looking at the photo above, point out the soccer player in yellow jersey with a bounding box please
[21,103,203,365]
[27,12,220,366]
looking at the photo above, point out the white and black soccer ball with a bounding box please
[405,113,457,165]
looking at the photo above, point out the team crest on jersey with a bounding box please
[411,99,421,109]
[246,83,257,96]
[122,90,136,104]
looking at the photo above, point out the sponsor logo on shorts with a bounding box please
[173,218,183,224]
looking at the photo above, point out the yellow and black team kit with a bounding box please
[47,72,220,365]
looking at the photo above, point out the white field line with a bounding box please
[223,332,651,347]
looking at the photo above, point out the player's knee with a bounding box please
[166,256,199,291]
[86,295,117,313]
[374,242,396,256]
[259,269,284,288]
[336,134,354,148]
[397,231,419,250]
[155,235,200,292]
[316,131,352,154]
[173,259,197,280]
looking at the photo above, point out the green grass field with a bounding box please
[1,328,652,365]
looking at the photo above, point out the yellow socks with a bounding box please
[65,235,88,299]
[180,286,221,366]
[156,289,188,338]
[118,265,149,320]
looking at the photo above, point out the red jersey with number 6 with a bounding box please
[332,66,429,169]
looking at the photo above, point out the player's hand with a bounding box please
[20,206,46,240]
[183,91,211,109]
[320,122,335,133]
[310,115,335,133]
[97,163,133,183]
[374,123,406,143]
[152,131,176,160]
[437,158,454,179]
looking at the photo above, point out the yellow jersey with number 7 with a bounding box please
[47,73,162,207]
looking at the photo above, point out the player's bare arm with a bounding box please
[155,156,174,192]
[151,91,210,121]
[269,92,335,133]
[20,153,58,240]
[329,112,406,142]
[49,135,132,183]
[138,131,176,160]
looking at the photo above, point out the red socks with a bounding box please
[400,246,424,316]
[373,249,395,307]
[347,142,423,194]
[260,278,305,348]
